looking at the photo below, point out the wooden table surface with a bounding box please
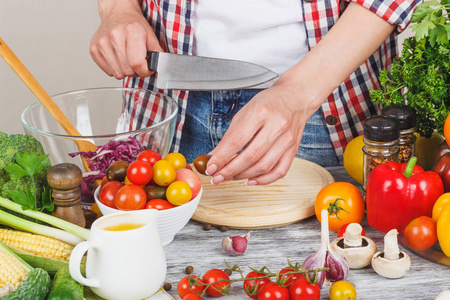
[162,167,450,300]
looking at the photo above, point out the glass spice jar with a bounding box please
[382,104,417,164]
[363,115,400,189]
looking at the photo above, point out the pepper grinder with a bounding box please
[47,163,86,228]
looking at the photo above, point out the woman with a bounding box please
[90,0,421,185]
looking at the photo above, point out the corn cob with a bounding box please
[0,241,31,289]
[0,229,73,261]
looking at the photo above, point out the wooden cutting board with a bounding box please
[191,157,334,229]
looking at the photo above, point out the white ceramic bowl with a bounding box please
[94,187,202,246]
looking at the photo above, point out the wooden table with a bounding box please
[162,167,450,300]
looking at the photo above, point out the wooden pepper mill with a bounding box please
[47,163,86,228]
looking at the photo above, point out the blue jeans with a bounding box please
[179,90,340,167]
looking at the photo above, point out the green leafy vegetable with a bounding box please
[370,0,450,138]
[4,152,53,212]
[0,132,50,210]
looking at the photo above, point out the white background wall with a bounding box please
[0,1,413,135]
[0,0,121,135]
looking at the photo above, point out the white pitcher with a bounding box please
[69,209,167,300]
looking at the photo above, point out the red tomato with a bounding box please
[145,199,174,210]
[404,216,438,251]
[126,160,153,186]
[243,271,271,299]
[99,176,109,194]
[137,150,162,166]
[337,223,366,238]
[258,282,289,300]
[288,275,320,300]
[279,267,302,286]
[177,275,205,299]
[202,269,230,297]
[175,168,202,199]
[99,181,124,209]
[182,294,203,300]
[114,185,147,210]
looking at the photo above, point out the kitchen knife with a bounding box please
[147,51,278,91]
[398,234,450,267]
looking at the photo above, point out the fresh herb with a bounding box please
[369,0,450,137]
[4,152,53,212]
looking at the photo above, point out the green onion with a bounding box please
[0,197,89,244]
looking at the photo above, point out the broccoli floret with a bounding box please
[0,132,50,208]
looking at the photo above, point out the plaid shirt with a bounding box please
[125,0,421,162]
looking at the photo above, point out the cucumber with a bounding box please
[3,268,51,300]
[47,266,84,300]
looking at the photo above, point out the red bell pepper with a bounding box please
[366,157,444,234]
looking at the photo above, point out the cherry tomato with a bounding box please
[243,271,271,299]
[404,216,438,251]
[99,176,109,194]
[279,267,302,286]
[177,275,205,299]
[175,168,202,199]
[126,160,153,186]
[153,160,176,186]
[182,294,203,300]
[114,185,147,210]
[444,112,450,149]
[288,275,320,300]
[432,193,450,223]
[258,282,289,300]
[193,154,211,175]
[106,160,129,181]
[314,182,365,232]
[202,269,230,297]
[145,199,174,210]
[137,150,162,166]
[144,185,167,200]
[337,223,366,238]
[99,181,124,209]
[164,152,187,170]
[166,181,192,206]
[329,280,356,300]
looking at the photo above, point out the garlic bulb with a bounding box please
[303,209,349,287]
[222,232,251,256]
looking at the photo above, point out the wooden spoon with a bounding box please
[0,37,97,172]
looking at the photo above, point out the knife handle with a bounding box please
[147,51,159,71]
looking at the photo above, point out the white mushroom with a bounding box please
[330,223,377,269]
[371,229,411,278]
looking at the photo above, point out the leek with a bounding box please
[0,196,89,244]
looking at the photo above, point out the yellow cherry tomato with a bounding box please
[164,152,187,170]
[433,193,450,223]
[329,281,357,300]
[166,181,192,206]
[152,160,176,187]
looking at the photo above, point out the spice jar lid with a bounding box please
[364,115,400,142]
[382,104,416,130]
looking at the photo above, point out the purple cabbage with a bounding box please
[69,136,145,183]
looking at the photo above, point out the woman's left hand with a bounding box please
[206,80,316,185]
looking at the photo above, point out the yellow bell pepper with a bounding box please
[435,193,450,256]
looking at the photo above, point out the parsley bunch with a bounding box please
[370,0,450,137]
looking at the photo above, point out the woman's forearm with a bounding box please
[277,2,396,109]
[97,0,142,19]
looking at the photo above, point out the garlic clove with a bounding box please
[222,232,250,256]
[303,209,349,288]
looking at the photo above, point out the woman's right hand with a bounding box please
[90,0,163,79]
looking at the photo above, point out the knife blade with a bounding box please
[147,52,278,91]
[398,234,450,267]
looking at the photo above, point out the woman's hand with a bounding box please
[206,79,319,186]
[90,0,162,79]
